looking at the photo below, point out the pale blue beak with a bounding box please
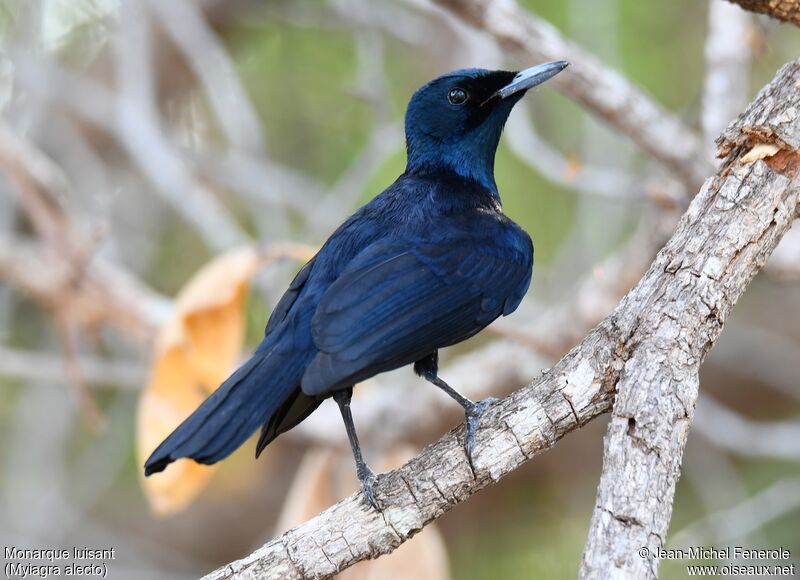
[496,60,569,99]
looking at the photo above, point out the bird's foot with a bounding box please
[357,465,380,511]
[464,397,499,470]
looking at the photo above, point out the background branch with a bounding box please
[702,0,751,160]
[670,477,800,548]
[0,121,169,338]
[693,396,800,461]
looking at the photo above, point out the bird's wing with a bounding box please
[302,237,531,396]
[263,257,315,335]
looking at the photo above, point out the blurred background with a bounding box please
[0,0,798,578]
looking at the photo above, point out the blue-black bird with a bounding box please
[144,61,569,508]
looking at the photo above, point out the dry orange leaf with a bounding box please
[137,243,317,516]
[137,246,262,516]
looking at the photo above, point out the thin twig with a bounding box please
[670,478,800,547]
[146,0,266,154]
[0,121,169,338]
[53,313,106,430]
[114,0,249,252]
[702,0,751,159]
[693,396,800,461]
[0,346,145,388]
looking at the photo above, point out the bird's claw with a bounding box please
[465,397,498,470]
[357,465,380,511]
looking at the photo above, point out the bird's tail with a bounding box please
[144,345,302,476]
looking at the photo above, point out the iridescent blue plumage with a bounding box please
[145,62,568,508]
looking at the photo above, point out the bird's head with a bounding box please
[404,61,568,194]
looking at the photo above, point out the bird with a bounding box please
[144,60,569,509]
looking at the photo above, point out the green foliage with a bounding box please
[225,21,373,184]
[147,220,211,295]
[617,0,706,111]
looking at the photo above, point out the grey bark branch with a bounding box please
[693,396,800,462]
[430,0,712,189]
[671,478,800,548]
[702,0,751,159]
[0,346,146,389]
[580,59,800,579]
[201,61,800,580]
[146,0,266,154]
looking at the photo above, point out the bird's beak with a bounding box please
[494,60,569,100]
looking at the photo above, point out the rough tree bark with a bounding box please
[200,60,800,580]
[726,0,800,26]
[580,60,800,578]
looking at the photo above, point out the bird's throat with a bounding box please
[406,131,502,198]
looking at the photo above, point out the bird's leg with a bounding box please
[425,372,497,469]
[415,353,497,470]
[333,388,379,510]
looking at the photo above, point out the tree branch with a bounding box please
[693,396,800,461]
[145,0,267,155]
[580,59,800,578]
[429,0,712,189]
[201,60,800,580]
[670,478,800,548]
[725,0,800,26]
[0,121,169,339]
[0,346,145,388]
[702,0,751,158]
[114,0,250,252]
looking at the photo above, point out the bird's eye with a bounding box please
[447,88,468,105]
